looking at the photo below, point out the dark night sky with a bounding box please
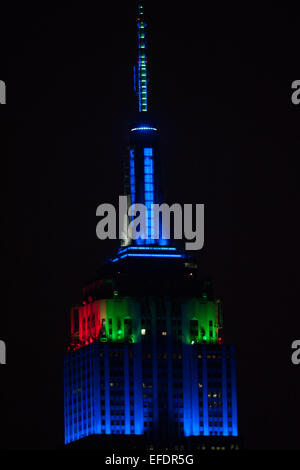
[1,1,299,450]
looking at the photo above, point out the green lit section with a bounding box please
[104,297,141,343]
[181,298,223,345]
[95,294,222,346]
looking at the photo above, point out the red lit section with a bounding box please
[70,300,104,349]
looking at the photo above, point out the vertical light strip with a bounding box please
[73,354,76,441]
[104,345,111,434]
[80,351,84,438]
[133,342,144,434]
[221,345,229,435]
[93,343,101,434]
[129,148,137,245]
[182,344,192,436]
[202,346,209,436]
[124,344,131,434]
[130,149,135,207]
[191,347,200,435]
[64,357,70,444]
[230,345,238,436]
[144,148,154,244]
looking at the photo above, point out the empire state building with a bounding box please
[64,0,239,451]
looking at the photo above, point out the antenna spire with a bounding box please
[135,0,148,112]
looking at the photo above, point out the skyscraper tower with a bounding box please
[64,1,239,451]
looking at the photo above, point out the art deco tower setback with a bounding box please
[64,1,238,450]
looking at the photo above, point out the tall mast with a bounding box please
[135,0,148,112]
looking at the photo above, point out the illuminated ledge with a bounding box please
[110,246,185,263]
[119,246,177,253]
[131,126,158,132]
[111,253,185,263]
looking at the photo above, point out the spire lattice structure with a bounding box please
[136,0,148,112]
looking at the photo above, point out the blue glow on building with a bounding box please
[144,148,153,156]
[144,148,154,244]
[221,346,228,436]
[130,149,135,207]
[64,342,145,443]
[202,347,209,436]
[230,345,238,436]
[131,127,157,132]
[116,247,178,260]
[182,345,237,438]
[133,342,144,434]
[64,342,237,444]
[119,246,177,252]
[104,346,111,434]
[111,253,184,263]
[128,254,182,258]
[124,344,131,434]
[64,342,101,443]
[126,143,171,247]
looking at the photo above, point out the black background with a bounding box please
[0,1,299,450]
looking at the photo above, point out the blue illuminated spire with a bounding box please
[134,0,148,112]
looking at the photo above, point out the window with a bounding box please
[144,148,153,157]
